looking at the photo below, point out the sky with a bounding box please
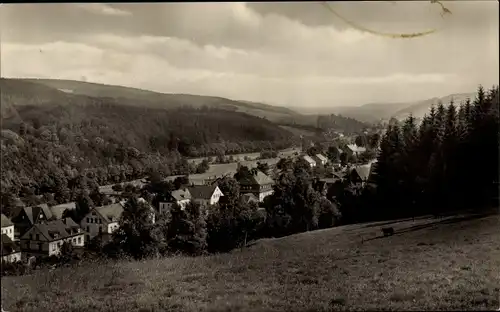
[1,1,498,108]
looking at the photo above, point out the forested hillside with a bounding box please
[0,78,296,210]
[18,78,302,122]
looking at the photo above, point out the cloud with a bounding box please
[0,39,471,107]
[0,2,498,107]
[75,4,131,16]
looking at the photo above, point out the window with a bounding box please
[78,237,81,244]
[86,226,89,232]
[87,218,90,223]
[35,234,40,240]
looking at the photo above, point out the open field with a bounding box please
[98,148,301,192]
[279,125,318,138]
[187,147,301,165]
[2,213,499,311]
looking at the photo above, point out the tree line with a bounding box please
[372,85,499,219]
[329,85,499,224]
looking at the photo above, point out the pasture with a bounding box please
[2,213,498,311]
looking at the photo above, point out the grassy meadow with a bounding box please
[1,213,499,312]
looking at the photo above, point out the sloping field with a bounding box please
[1,213,499,311]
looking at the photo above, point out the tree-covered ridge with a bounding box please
[0,79,299,210]
[5,78,301,122]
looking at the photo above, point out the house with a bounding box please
[49,202,77,220]
[80,203,124,241]
[240,193,260,205]
[315,173,345,195]
[20,218,85,258]
[1,234,21,263]
[302,155,317,168]
[238,170,274,202]
[187,185,224,207]
[159,188,192,213]
[349,163,374,186]
[314,154,328,166]
[346,144,366,157]
[10,204,54,237]
[1,214,15,241]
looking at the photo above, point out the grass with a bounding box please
[2,214,499,311]
[279,125,318,138]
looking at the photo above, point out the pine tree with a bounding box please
[400,114,419,216]
[468,86,500,208]
[442,100,459,210]
[374,124,404,218]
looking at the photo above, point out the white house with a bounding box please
[187,185,224,207]
[346,144,366,157]
[302,155,317,168]
[314,154,328,166]
[1,214,15,241]
[80,203,124,241]
[238,170,275,202]
[1,234,21,263]
[20,218,85,257]
[159,189,192,214]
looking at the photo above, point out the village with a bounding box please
[1,139,378,264]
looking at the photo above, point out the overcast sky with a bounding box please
[1,1,498,108]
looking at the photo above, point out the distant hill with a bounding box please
[0,78,296,158]
[18,78,301,122]
[294,92,477,123]
[391,93,477,121]
[2,78,369,134]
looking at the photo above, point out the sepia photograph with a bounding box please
[0,1,499,311]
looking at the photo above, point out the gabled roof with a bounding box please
[302,155,316,165]
[347,144,366,154]
[315,154,328,162]
[241,193,259,204]
[95,203,124,223]
[22,218,81,242]
[171,189,192,202]
[49,202,77,220]
[351,164,372,181]
[1,214,13,228]
[188,185,221,200]
[1,234,19,256]
[12,204,53,225]
[239,170,274,186]
[319,176,343,184]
